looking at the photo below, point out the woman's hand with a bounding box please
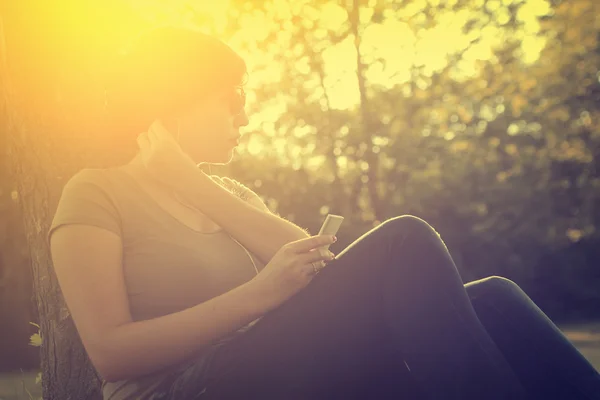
[210,175,253,201]
[137,120,202,192]
[249,235,336,310]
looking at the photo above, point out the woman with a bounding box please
[48,26,600,400]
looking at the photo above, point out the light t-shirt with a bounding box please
[47,167,266,399]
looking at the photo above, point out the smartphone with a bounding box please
[317,214,344,254]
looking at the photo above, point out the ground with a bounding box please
[1,323,599,400]
[561,321,600,373]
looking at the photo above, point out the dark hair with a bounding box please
[105,26,247,137]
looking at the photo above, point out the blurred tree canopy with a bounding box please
[216,0,600,319]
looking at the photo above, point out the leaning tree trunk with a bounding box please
[0,20,103,400]
[0,4,135,398]
[5,131,103,400]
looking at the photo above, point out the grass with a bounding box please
[561,321,600,371]
[0,371,41,400]
[1,323,600,400]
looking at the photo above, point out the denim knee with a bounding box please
[377,215,444,246]
[471,276,523,299]
[378,215,437,238]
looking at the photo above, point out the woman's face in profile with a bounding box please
[174,87,249,165]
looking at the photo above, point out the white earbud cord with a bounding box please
[228,235,260,275]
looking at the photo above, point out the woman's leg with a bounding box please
[200,216,528,399]
[371,216,528,399]
[466,276,600,399]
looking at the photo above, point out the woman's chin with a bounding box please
[195,149,234,165]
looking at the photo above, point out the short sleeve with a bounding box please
[47,169,122,248]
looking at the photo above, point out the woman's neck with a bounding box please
[117,152,174,192]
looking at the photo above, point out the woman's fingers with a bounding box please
[146,120,181,158]
[287,235,336,254]
[147,123,159,142]
[221,177,235,186]
[149,120,167,137]
[210,175,226,187]
[149,120,172,147]
[296,248,335,266]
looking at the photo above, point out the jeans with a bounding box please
[201,216,600,399]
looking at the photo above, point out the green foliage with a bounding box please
[218,0,600,319]
[28,323,41,348]
[27,322,42,398]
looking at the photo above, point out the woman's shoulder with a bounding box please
[49,168,123,244]
[66,167,113,186]
[57,168,122,208]
[62,167,127,201]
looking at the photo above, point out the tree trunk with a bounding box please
[0,163,38,372]
[1,39,103,400]
[0,6,122,398]
[6,137,103,400]
[348,0,383,222]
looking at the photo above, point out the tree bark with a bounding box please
[0,162,38,372]
[7,145,103,400]
[0,9,106,400]
[1,87,104,399]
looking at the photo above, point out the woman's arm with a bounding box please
[102,279,268,382]
[50,224,276,383]
[138,126,311,262]
[190,173,310,263]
